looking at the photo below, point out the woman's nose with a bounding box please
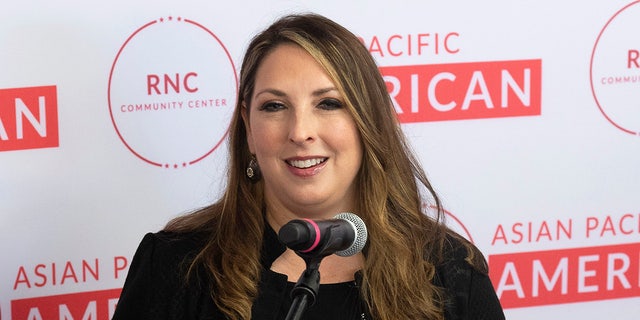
[288,109,316,145]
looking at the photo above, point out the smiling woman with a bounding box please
[112,13,505,320]
[244,43,363,224]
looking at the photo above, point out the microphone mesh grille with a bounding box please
[334,212,368,257]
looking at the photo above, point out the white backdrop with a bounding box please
[1,1,639,319]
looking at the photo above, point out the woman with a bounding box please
[112,13,505,320]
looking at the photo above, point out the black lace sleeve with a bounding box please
[436,237,506,320]
[112,233,163,319]
[111,232,220,320]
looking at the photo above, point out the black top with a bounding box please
[112,225,505,320]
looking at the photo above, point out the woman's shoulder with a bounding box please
[434,232,506,320]
[145,230,209,249]
[112,231,216,319]
[134,231,208,264]
[124,230,210,281]
[438,232,488,274]
[118,231,211,298]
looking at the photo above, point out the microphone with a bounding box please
[278,212,368,258]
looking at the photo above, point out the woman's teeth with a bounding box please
[288,158,326,169]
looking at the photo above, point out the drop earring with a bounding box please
[246,155,262,183]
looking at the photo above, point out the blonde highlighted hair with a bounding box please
[166,13,480,320]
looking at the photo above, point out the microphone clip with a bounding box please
[285,255,323,320]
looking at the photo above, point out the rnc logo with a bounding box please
[108,16,237,168]
[590,1,640,136]
[0,85,59,152]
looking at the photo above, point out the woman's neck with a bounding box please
[270,248,365,284]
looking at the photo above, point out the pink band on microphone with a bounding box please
[299,218,321,253]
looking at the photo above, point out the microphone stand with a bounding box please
[284,256,323,320]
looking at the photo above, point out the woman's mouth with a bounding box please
[287,158,328,169]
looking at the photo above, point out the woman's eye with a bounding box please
[259,102,285,112]
[318,98,343,110]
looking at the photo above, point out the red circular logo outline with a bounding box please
[426,204,475,243]
[589,1,640,136]
[107,17,238,168]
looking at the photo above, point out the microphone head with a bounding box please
[333,212,368,257]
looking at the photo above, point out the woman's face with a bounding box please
[244,43,363,223]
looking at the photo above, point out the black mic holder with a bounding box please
[284,255,324,320]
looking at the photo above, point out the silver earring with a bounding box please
[246,155,261,183]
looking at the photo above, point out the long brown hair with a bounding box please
[166,13,479,320]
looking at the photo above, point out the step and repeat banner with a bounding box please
[1,1,639,319]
